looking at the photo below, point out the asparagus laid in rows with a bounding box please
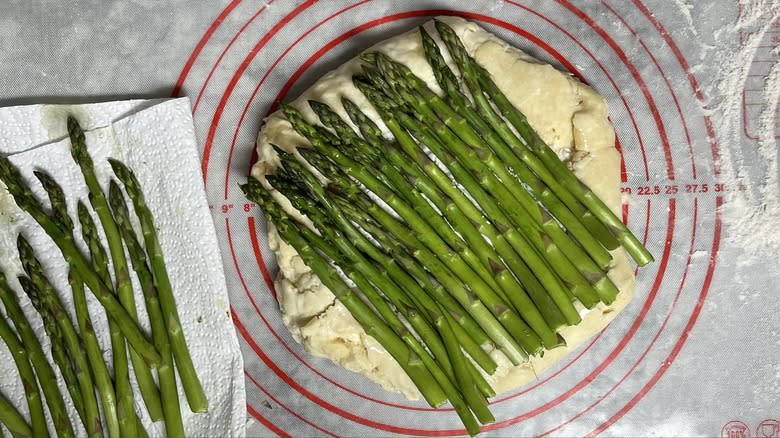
[68,117,163,424]
[109,181,186,438]
[0,271,74,438]
[0,298,46,438]
[433,20,653,266]
[109,158,208,414]
[242,178,450,404]
[282,104,542,359]
[268,148,497,389]
[0,156,161,367]
[17,236,103,438]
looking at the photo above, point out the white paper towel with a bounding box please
[0,98,246,437]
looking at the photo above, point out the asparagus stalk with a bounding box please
[418,28,620,304]
[353,76,583,328]
[282,105,541,357]
[433,20,653,266]
[34,169,122,437]
[75,202,127,438]
[0,271,73,438]
[16,237,103,438]
[343,90,573,337]
[67,116,162,424]
[241,178,449,407]
[108,158,207,413]
[369,54,605,311]
[108,181,185,438]
[0,302,46,438]
[0,391,33,438]
[309,100,508,298]
[0,156,160,367]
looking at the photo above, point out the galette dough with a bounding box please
[250,16,635,400]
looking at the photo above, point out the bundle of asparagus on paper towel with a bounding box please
[0,117,206,437]
[243,19,653,435]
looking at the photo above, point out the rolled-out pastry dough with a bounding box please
[250,16,635,400]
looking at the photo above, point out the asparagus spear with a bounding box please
[109,181,185,438]
[308,156,531,364]
[241,177,449,407]
[75,202,127,438]
[282,104,541,357]
[433,20,653,266]
[0,303,46,438]
[418,28,621,304]
[108,158,207,413]
[353,76,583,327]
[17,236,102,438]
[368,54,604,311]
[0,156,160,367]
[67,116,162,424]
[268,157,497,375]
[34,169,121,437]
[0,271,73,438]
[0,391,34,438]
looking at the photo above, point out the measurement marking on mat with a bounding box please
[623,183,747,196]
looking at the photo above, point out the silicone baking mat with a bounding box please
[1,1,778,436]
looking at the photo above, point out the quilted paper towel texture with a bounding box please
[0,98,245,437]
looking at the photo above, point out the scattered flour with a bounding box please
[708,0,780,257]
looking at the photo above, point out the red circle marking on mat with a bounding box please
[222,0,374,199]
[181,0,688,434]
[199,0,318,182]
[234,7,663,417]
[541,197,698,436]
[172,0,242,99]
[246,403,289,438]
[229,7,674,433]
[632,0,721,176]
[192,2,276,114]
[602,2,698,179]
[245,370,339,437]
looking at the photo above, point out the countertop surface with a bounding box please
[1,1,778,436]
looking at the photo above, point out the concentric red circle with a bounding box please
[174,1,722,435]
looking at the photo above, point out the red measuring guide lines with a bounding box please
[623,182,747,197]
[739,3,780,140]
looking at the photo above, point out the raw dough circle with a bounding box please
[251,16,635,400]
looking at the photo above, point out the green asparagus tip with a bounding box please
[16,234,34,266]
[76,200,90,224]
[359,52,377,64]
[107,158,141,193]
[107,181,127,222]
